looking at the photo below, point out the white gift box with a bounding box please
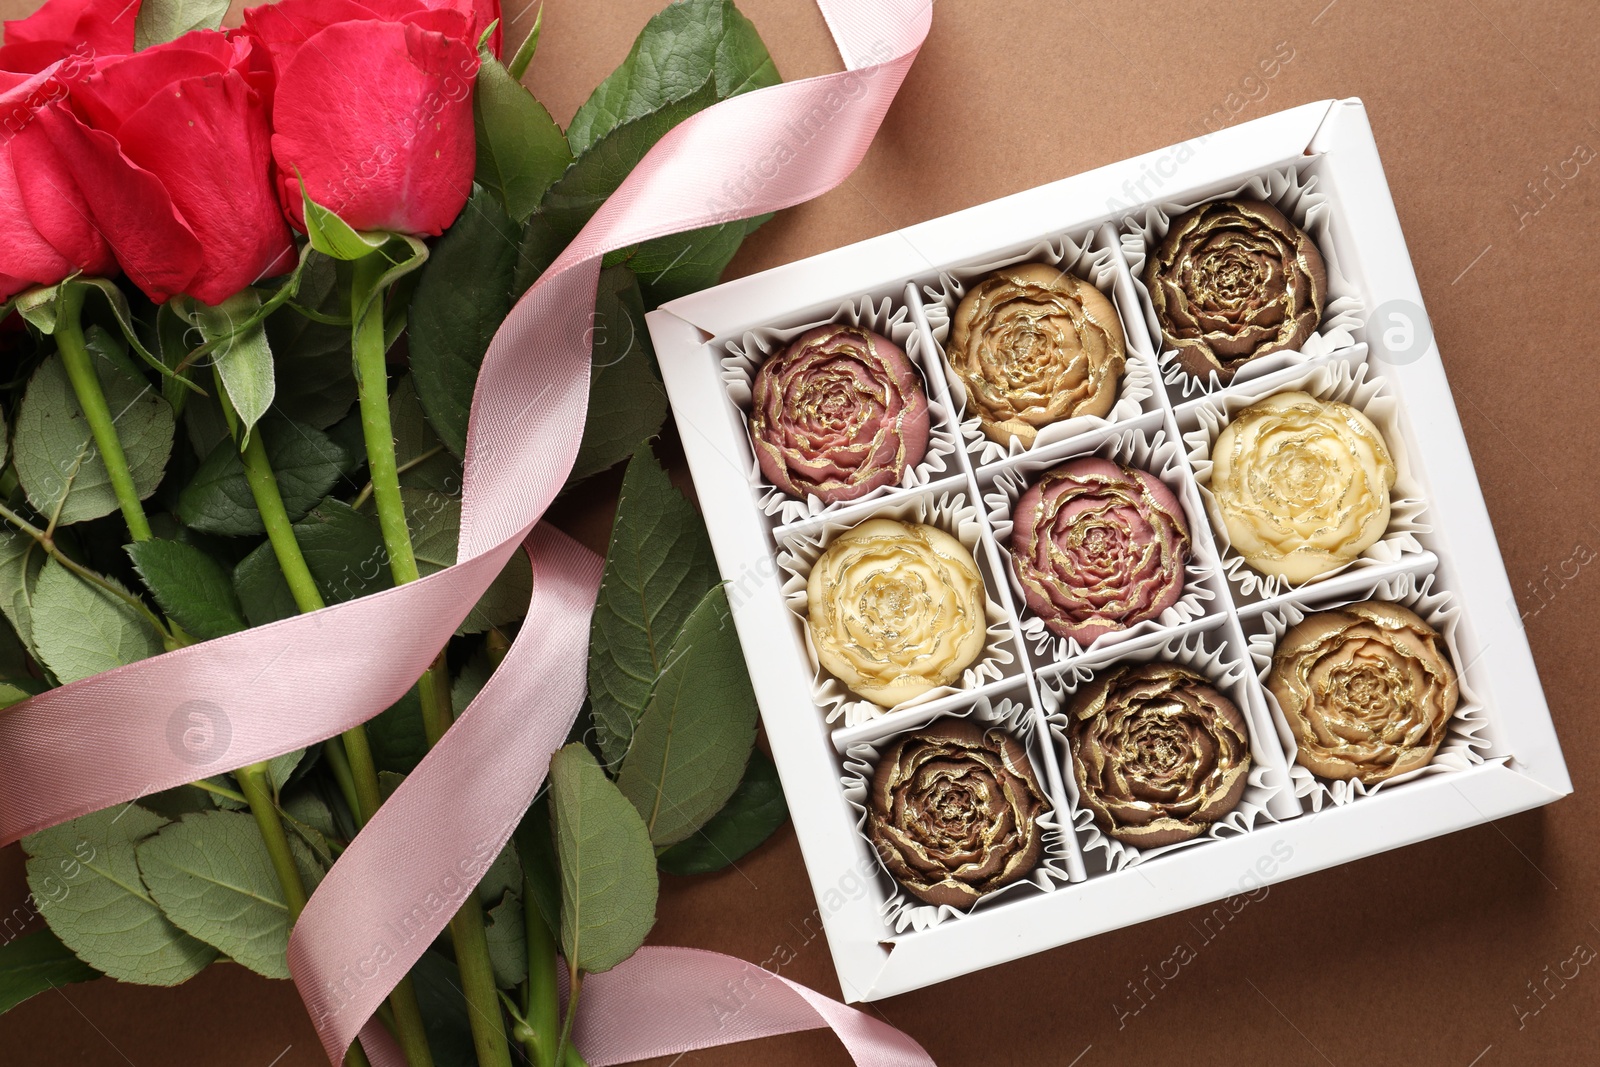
[645,98,1570,1002]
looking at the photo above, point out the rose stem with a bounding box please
[54,299,378,1067]
[58,292,320,969]
[351,250,513,1067]
[234,411,436,1067]
[521,883,559,1067]
[54,283,152,542]
[235,763,309,914]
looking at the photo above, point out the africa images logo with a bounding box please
[165,700,232,766]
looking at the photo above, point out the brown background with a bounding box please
[3,0,1599,1064]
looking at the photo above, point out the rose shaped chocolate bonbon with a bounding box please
[807,518,987,707]
[867,719,1047,907]
[1010,458,1190,646]
[1209,390,1396,583]
[947,263,1126,448]
[1146,198,1327,381]
[1268,600,1458,784]
[750,324,930,504]
[1066,663,1251,848]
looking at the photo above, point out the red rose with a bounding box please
[0,0,138,75]
[244,0,489,237]
[31,31,295,305]
[0,66,115,301]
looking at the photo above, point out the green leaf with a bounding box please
[176,418,346,537]
[77,278,175,383]
[390,375,462,496]
[474,51,572,222]
[626,213,772,306]
[407,186,519,459]
[657,749,786,875]
[0,928,100,1015]
[279,788,339,861]
[30,559,164,684]
[588,447,718,765]
[512,212,566,297]
[409,949,479,1067]
[550,744,657,975]
[136,811,322,979]
[0,681,34,708]
[449,646,494,712]
[0,592,35,683]
[134,0,228,50]
[565,0,779,156]
[571,266,667,483]
[0,529,46,653]
[139,811,321,976]
[531,0,780,299]
[233,498,390,627]
[482,890,526,990]
[14,330,175,527]
[265,252,357,430]
[367,685,428,774]
[512,792,561,941]
[126,539,246,641]
[476,842,523,908]
[267,749,307,794]
[136,783,218,821]
[505,3,541,80]
[23,807,216,986]
[538,79,720,242]
[299,186,389,261]
[14,283,60,333]
[182,291,275,439]
[403,488,531,634]
[179,388,231,461]
[155,301,198,414]
[616,586,758,848]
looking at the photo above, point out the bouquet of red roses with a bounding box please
[0,1,791,1064]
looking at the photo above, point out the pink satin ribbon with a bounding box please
[0,1,934,1063]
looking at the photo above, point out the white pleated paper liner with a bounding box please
[1245,567,1491,812]
[720,295,962,527]
[1119,164,1367,402]
[776,488,1019,729]
[982,424,1223,666]
[840,695,1074,934]
[1040,625,1291,873]
[1182,356,1431,603]
[906,229,1160,467]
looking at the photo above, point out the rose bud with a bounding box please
[1209,390,1396,584]
[244,0,488,237]
[751,324,931,504]
[1010,458,1190,645]
[0,0,138,75]
[948,263,1126,448]
[1268,600,1458,784]
[34,31,294,305]
[1146,198,1327,382]
[1066,663,1251,848]
[0,66,115,302]
[807,518,987,707]
[868,719,1048,908]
